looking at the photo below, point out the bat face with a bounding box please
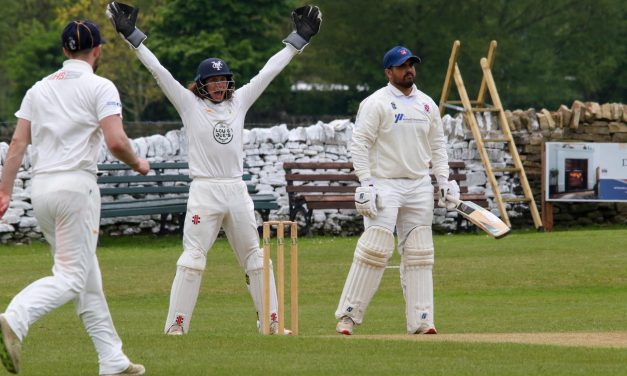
[457,200,510,239]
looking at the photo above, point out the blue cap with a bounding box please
[382,46,421,69]
[62,20,104,52]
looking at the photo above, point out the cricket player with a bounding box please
[106,2,321,335]
[0,20,148,375]
[335,46,460,335]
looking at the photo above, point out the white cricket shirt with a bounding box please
[350,83,449,182]
[135,44,298,179]
[15,59,123,176]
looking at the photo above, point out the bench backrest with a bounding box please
[283,162,359,194]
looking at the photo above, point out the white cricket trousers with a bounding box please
[2,171,130,375]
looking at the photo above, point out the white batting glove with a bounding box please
[437,179,460,210]
[354,180,378,219]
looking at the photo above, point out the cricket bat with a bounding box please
[446,195,510,239]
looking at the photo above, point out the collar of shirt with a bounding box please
[386,82,418,98]
[62,59,94,73]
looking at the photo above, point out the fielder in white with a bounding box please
[335,46,460,335]
[106,2,321,335]
[0,20,148,375]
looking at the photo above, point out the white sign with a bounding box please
[545,142,627,202]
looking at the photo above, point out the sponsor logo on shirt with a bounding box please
[213,121,233,144]
[393,113,425,125]
[106,101,122,108]
[48,71,82,80]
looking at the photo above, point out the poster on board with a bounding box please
[545,142,627,202]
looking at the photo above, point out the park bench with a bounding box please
[97,162,278,233]
[283,161,488,233]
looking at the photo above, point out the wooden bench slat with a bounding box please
[285,173,359,181]
[98,175,192,184]
[98,162,189,171]
[286,186,356,193]
[302,195,354,203]
[283,162,353,169]
[306,202,357,210]
[100,186,190,195]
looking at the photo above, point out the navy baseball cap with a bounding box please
[61,20,104,52]
[383,46,421,69]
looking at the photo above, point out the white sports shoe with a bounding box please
[336,316,355,335]
[268,321,293,336]
[166,324,184,336]
[413,326,437,335]
[0,314,21,374]
[100,362,146,376]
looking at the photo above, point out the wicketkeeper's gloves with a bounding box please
[283,5,322,51]
[106,1,147,49]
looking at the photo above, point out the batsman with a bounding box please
[106,2,321,335]
[336,46,460,335]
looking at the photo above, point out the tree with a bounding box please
[146,0,299,121]
[0,0,61,121]
[55,0,166,121]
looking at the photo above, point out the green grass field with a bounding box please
[1,227,626,375]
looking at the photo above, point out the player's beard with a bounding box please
[394,73,414,89]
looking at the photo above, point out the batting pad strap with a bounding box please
[403,226,434,267]
[354,226,395,268]
[282,32,308,52]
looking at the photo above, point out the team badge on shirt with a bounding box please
[213,121,233,144]
[424,103,430,112]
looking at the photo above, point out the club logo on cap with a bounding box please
[212,61,223,70]
[400,49,407,55]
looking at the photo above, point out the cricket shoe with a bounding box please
[0,314,21,374]
[413,326,437,335]
[268,321,293,336]
[336,316,355,335]
[100,362,145,376]
[166,324,184,336]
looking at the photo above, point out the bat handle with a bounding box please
[446,194,462,205]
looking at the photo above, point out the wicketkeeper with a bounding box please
[106,2,321,335]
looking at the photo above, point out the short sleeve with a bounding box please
[14,88,34,121]
[95,79,123,121]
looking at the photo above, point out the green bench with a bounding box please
[97,162,278,233]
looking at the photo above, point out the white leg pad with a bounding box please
[401,226,435,333]
[335,226,394,324]
[163,250,207,334]
[245,250,279,331]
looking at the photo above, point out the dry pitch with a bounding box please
[336,331,627,348]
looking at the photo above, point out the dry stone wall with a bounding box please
[0,102,625,243]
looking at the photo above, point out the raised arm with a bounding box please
[236,5,322,111]
[106,1,193,113]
